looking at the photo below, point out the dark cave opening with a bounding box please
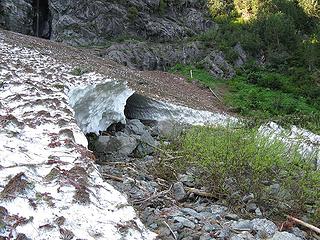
[32,0,52,39]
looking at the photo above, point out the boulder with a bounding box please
[95,132,138,159]
[202,50,235,79]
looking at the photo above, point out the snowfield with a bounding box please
[0,35,156,240]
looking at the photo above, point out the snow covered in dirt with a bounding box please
[259,122,320,169]
[0,35,156,239]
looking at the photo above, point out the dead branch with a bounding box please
[185,187,218,199]
[209,87,223,103]
[286,215,320,235]
[163,221,177,240]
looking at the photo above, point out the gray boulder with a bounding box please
[95,132,138,159]
[173,182,187,201]
[202,50,235,79]
[251,218,278,238]
[125,119,156,157]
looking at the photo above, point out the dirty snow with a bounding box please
[0,35,156,239]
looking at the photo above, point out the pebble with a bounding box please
[251,218,278,238]
[270,231,302,240]
[231,220,253,231]
[172,216,196,229]
[173,182,187,201]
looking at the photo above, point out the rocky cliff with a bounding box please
[0,0,239,78]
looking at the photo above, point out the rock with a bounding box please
[225,213,239,220]
[290,227,307,239]
[242,193,254,203]
[102,41,205,71]
[179,174,195,187]
[270,231,302,240]
[199,233,212,240]
[181,208,201,219]
[158,226,171,238]
[0,0,34,36]
[124,119,146,135]
[48,1,214,45]
[251,218,277,238]
[172,216,196,229]
[202,223,218,232]
[124,119,156,157]
[95,132,138,158]
[231,220,253,231]
[255,207,262,217]
[215,227,231,239]
[230,232,255,240]
[133,132,156,157]
[233,43,247,67]
[202,50,235,79]
[173,182,187,202]
[246,202,258,213]
[211,205,228,220]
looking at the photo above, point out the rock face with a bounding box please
[0,0,33,35]
[0,0,238,78]
[49,0,214,45]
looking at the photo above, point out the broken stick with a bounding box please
[287,215,320,235]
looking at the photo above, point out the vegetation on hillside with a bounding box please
[165,0,320,225]
[156,125,320,224]
[170,0,320,132]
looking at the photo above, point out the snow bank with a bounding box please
[259,122,320,169]
[0,35,156,239]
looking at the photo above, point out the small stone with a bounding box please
[215,227,231,239]
[246,202,257,212]
[158,226,171,237]
[242,193,254,203]
[179,174,195,187]
[225,213,239,220]
[270,231,302,240]
[255,207,262,217]
[181,208,201,219]
[173,182,186,201]
[251,218,277,238]
[149,223,158,230]
[231,220,253,231]
[172,216,196,229]
[230,232,255,240]
[290,227,307,239]
[202,223,217,232]
[200,233,212,240]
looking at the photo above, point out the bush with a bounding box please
[167,125,320,222]
[127,6,139,20]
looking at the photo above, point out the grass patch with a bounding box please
[161,125,320,224]
[70,66,91,76]
[169,63,320,133]
[169,64,224,88]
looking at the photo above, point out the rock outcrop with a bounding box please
[0,0,239,78]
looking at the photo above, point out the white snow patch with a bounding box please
[125,93,237,126]
[259,122,320,169]
[68,81,134,134]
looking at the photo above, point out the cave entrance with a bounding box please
[32,0,51,39]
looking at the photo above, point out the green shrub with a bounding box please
[158,0,167,15]
[167,125,320,222]
[70,66,90,76]
[128,6,139,20]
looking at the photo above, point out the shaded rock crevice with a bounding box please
[32,0,52,39]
